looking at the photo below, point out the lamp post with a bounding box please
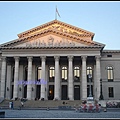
[88,74,92,97]
[99,78,104,100]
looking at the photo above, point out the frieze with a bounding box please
[26,36,76,47]
[20,24,88,38]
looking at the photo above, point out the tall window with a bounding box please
[108,87,114,97]
[11,66,15,82]
[37,67,42,80]
[24,66,28,81]
[49,67,55,82]
[87,66,93,82]
[74,66,80,82]
[62,66,67,81]
[107,66,114,81]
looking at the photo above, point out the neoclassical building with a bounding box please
[0,20,120,101]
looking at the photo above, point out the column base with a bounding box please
[53,97,60,101]
[40,98,45,101]
[27,97,32,100]
[13,97,19,101]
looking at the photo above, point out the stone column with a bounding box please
[0,57,7,98]
[95,55,101,100]
[19,65,24,99]
[54,56,60,100]
[81,55,87,100]
[27,57,33,100]
[6,65,12,100]
[13,57,19,99]
[68,56,74,100]
[40,56,46,100]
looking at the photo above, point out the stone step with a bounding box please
[0,100,82,108]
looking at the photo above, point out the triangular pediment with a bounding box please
[0,20,105,49]
[15,34,89,48]
[17,20,95,41]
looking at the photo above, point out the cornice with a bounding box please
[17,20,94,38]
[0,46,103,50]
[0,29,99,48]
[102,50,120,53]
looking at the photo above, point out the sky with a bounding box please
[0,1,120,50]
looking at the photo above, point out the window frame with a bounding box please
[107,66,114,82]
[74,66,80,82]
[108,87,114,98]
[49,66,55,82]
[61,66,68,82]
[87,66,93,82]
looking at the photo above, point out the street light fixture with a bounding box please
[99,78,104,100]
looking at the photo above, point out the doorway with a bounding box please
[61,85,68,100]
[74,85,80,100]
[48,85,54,100]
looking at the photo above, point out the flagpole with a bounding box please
[55,6,57,20]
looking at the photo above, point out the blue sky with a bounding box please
[0,1,120,50]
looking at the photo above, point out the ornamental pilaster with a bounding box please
[40,56,46,100]
[0,57,6,98]
[95,55,101,100]
[27,56,33,100]
[13,57,19,99]
[81,55,87,100]
[68,55,74,100]
[54,56,60,100]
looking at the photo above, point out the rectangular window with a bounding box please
[107,55,112,57]
[108,87,114,97]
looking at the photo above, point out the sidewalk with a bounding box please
[1,105,120,112]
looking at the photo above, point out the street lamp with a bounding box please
[99,78,104,100]
[88,74,92,97]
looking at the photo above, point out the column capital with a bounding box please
[40,56,46,61]
[14,56,19,61]
[27,56,33,61]
[1,57,6,62]
[81,55,87,61]
[68,55,74,61]
[95,55,101,60]
[54,56,60,61]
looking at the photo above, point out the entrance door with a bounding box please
[11,85,14,99]
[74,85,80,100]
[36,85,41,99]
[48,85,54,100]
[24,85,27,98]
[61,85,68,100]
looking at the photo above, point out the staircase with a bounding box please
[0,99,82,109]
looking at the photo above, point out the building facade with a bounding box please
[0,20,120,101]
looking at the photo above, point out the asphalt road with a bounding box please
[1,108,120,119]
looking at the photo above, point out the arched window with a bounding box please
[107,66,114,81]
[37,67,42,80]
[74,66,80,82]
[49,67,55,82]
[62,66,67,81]
[11,66,15,82]
[87,66,93,82]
